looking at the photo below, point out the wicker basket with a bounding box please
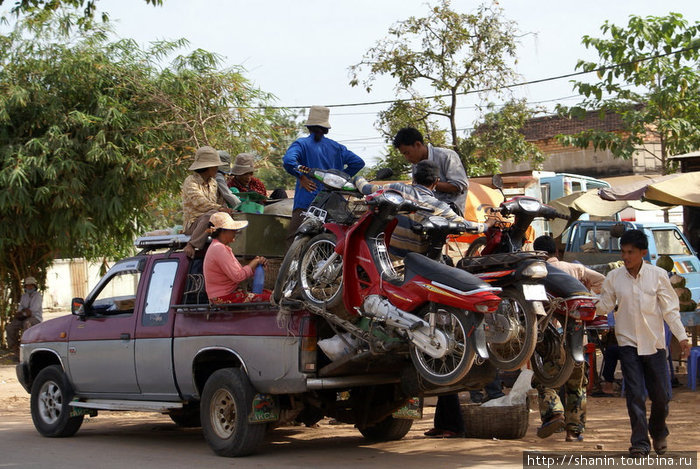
[461,402,529,439]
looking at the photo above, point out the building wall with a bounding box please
[499,139,663,177]
[42,259,109,310]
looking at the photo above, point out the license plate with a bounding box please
[522,283,547,301]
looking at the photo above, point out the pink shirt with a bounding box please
[203,239,253,299]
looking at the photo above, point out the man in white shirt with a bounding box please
[596,230,690,457]
[6,276,43,361]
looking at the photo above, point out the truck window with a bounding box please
[142,260,179,326]
[92,270,141,315]
[583,229,618,252]
[652,229,691,256]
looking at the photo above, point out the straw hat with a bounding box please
[217,150,232,174]
[209,212,248,231]
[231,153,256,176]
[23,276,38,286]
[188,146,223,171]
[306,105,331,129]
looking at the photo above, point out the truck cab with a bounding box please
[563,220,700,302]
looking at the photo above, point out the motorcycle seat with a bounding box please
[457,251,547,273]
[403,252,487,292]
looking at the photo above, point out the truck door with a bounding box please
[134,258,180,397]
[67,260,142,394]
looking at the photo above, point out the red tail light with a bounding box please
[564,298,597,321]
[473,297,502,313]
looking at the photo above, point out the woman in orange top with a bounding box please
[203,212,270,303]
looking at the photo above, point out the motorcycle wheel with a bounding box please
[484,286,538,371]
[409,306,476,386]
[298,233,344,310]
[531,314,576,388]
[465,236,487,257]
[272,235,310,304]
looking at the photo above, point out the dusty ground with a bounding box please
[1,360,699,469]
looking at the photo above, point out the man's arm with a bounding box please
[353,176,381,196]
[581,266,606,294]
[282,141,304,178]
[339,145,365,176]
[595,273,617,316]
[437,150,468,195]
[658,271,690,356]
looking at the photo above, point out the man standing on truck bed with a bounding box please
[393,127,468,216]
[595,229,691,457]
[182,146,236,258]
[282,106,365,243]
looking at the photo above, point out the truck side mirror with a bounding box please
[71,297,86,319]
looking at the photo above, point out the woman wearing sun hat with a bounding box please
[203,212,271,303]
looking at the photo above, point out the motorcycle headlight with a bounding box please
[518,198,541,212]
[321,173,348,189]
[522,261,548,278]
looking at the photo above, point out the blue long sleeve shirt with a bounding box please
[283,135,365,210]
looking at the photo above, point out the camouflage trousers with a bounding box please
[536,362,588,434]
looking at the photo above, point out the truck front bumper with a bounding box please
[16,363,31,393]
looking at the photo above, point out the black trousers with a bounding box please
[434,394,464,434]
[618,346,670,452]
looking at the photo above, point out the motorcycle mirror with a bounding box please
[374,168,394,180]
[491,174,503,189]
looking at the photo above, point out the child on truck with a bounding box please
[203,212,270,303]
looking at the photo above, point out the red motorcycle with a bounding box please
[298,182,502,386]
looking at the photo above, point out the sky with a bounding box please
[25,0,700,165]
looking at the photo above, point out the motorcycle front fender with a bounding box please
[296,217,323,236]
[567,323,585,362]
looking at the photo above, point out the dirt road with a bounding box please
[1,364,698,469]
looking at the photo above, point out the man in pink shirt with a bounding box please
[203,212,269,303]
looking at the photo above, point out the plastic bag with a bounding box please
[318,333,357,361]
[481,368,533,407]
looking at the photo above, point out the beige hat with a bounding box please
[217,150,232,174]
[188,146,223,171]
[231,153,256,176]
[24,276,38,286]
[306,105,331,129]
[209,212,248,231]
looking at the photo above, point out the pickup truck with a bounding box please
[562,220,700,303]
[16,233,494,457]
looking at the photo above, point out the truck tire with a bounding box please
[359,416,413,442]
[272,235,310,304]
[200,368,266,457]
[531,316,576,388]
[484,286,538,371]
[168,402,201,428]
[30,365,84,437]
[298,233,344,310]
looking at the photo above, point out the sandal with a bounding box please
[537,414,565,439]
[424,429,461,438]
[653,438,667,455]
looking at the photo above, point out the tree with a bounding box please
[460,99,544,176]
[556,13,700,175]
[349,0,518,149]
[2,0,163,24]
[0,11,296,342]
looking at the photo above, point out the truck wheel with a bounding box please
[531,316,576,388]
[272,235,310,304]
[200,368,266,457]
[410,306,476,386]
[30,365,84,437]
[359,416,413,442]
[485,286,538,371]
[168,402,201,428]
[298,233,344,310]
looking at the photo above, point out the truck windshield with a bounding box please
[653,230,691,255]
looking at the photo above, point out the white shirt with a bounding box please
[596,263,688,355]
[19,289,43,322]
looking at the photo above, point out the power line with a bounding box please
[256,45,698,110]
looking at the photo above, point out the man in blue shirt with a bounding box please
[283,106,365,241]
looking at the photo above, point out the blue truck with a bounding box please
[562,220,700,303]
